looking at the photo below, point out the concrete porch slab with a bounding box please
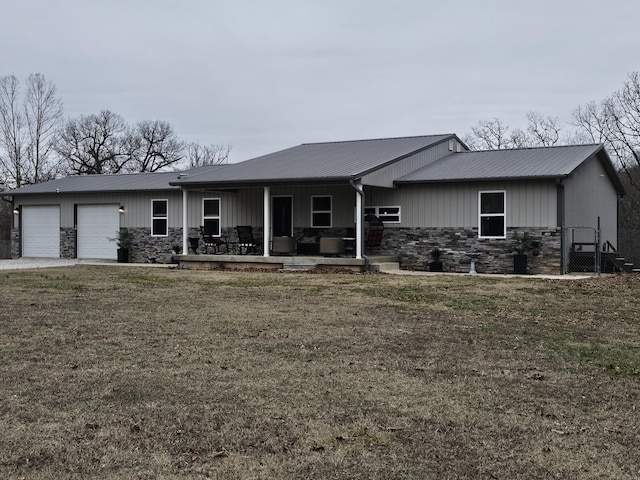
[177,254,399,272]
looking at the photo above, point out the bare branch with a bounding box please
[526,111,561,146]
[56,110,128,175]
[186,141,232,167]
[470,118,512,150]
[125,120,184,172]
[23,73,64,183]
[573,72,640,191]
[0,75,28,187]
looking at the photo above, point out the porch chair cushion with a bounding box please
[319,237,345,256]
[272,236,296,255]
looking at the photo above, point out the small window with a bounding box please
[364,206,401,223]
[151,199,168,236]
[203,198,221,236]
[479,191,506,238]
[311,195,332,228]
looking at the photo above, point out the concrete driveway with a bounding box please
[0,258,87,270]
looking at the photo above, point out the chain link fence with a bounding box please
[565,226,640,273]
[618,229,640,269]
[566,226,598,273]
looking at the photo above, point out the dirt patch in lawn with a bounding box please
[0,267,639,479]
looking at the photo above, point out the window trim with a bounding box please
[151,199,168,237]
[202,197,221,237]
[364,205,401,224]
[311,195,332,228]
[478,190,506,239]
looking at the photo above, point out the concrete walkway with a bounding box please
[385,269,596,280]
[0,257,597,279]
[0,258,170,270]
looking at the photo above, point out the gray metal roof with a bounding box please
[396,144,624,193]
[5,139,622,197]
[172,135,455,186]
[2,171,183,196]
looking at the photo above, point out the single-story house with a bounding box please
[1,134,625,274]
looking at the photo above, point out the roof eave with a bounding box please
[172,176,355,188]
[395,175,564,185]
[6,187,181,196]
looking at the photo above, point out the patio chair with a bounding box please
[364,214,384,249]
[200,226,228,254]
[236,225,262,255]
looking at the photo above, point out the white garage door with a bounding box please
[22,205,61,258]
[77,205,120,260]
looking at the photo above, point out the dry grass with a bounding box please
[0,267,639,479]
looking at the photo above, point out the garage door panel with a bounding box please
[22,206,60,258]
[77,205,119,260]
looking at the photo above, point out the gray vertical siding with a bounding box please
[563,155,619,246]
[186,185,358,230]
[367,180,558,228]
[14,191,183,229]
[14,175,567,236]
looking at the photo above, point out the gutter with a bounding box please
[349,178,369,272]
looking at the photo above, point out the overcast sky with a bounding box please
[2,0,639,162]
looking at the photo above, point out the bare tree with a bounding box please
[186,141,231,167]
[526,111,561,146]
[0,75,27,187]
[23,73,64,183]
[0,74,64,187]
[573,72,640,189]
[57,110,129,175]
[465,112,569,151]
[125,120,184,172]
[464,118,513,150]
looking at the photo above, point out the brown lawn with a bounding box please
[0,266,639,479]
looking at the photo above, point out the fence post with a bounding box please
[596,217,601,276]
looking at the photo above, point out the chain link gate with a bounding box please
[565,225,600,274]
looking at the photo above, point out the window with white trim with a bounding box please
[364,206,401,223]
[311,195,332,227]
[202,198,221,236]
[479,191,506,238]
[151,199,168,236]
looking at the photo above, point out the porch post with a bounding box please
[182,189,188,255]
[355,181,363,259]
[263,186,270,257]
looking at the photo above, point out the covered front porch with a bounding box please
[177,253,399,273]
[178,181,382,264]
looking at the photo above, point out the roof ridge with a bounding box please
[301,134,455,146]
[468,143,602,153]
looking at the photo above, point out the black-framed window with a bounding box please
[479,191,506,238]
[311,195,332,228]
[203,198,221,236]
[151,199,168,236]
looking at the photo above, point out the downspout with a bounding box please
[617,193,622,254]
[349,178,369,271]
[557,179,566,274]
[182,189,188,256]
